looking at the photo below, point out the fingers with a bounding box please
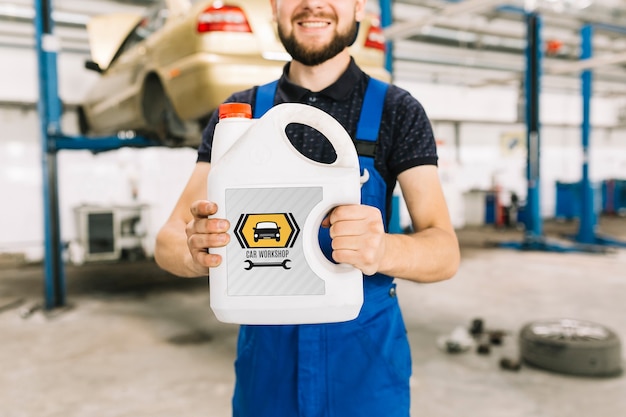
[326,205,386,275]
[187,201,229,235]
[191,200,218,218]
[191,247,225,269]
[187,200,231,268]
[187,217,229,237]
[187,225,230,250]
[327,205,383,237]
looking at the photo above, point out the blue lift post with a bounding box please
[523,11,543,244]
[379,0,405,234]
[573,24,626,248]
[499,12,602,253]
[379,0,394,75]
[35,0,65,309]
[34,0,158,310]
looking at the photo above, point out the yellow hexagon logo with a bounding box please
[234,213,299,249]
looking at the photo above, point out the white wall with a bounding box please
[0,45,98,105]
[0,109,44,258]
[0,104,198,261]
[399,80,626,227]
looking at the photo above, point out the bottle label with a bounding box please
[225,187,325,296]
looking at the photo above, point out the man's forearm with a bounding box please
[378,227,460,283]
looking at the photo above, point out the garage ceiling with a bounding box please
[389,0,626,96]
[1,0,625,97]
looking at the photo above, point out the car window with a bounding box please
[140,2,169,37]
[109,0,169,66]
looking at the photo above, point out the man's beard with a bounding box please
[278,19,358,67]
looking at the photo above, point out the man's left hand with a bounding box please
[322,205,386,276]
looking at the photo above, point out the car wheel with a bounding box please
[142,77,187,146]
[519,318,622,377]
[77,106,90,135]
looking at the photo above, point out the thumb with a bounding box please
[320,208,336,228]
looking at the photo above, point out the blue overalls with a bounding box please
[232,79,411,417]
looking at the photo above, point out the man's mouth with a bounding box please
[294,11,334,29]
[299,21,330,28]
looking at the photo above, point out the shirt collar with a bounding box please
[278,57,361,102]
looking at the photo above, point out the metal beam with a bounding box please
[384,0,503,41]
[470,50,626,88]
[547,51,626,75]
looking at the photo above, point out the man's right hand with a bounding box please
[186,200,231,269]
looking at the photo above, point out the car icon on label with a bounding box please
[253,221,281,242]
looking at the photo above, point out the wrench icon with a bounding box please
[244,259,292,270]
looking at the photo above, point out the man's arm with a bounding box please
[154,162,231,277]
[327,164,460,282]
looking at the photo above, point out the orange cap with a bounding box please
[219,103,252,119]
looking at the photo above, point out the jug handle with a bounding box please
[263,103,359,169]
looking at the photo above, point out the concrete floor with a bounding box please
[1,217,625,417]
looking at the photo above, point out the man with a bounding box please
[155,0,460,415]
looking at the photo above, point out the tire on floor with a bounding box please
[519,318,623,377]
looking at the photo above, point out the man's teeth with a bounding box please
[301,22,328,28]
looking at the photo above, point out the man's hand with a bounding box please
[186,200,230,270]
[322,205,387,276]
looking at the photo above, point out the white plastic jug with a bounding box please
[207,102,363,325]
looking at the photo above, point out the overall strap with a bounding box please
[254,80,279,118]
[254,78,389,155]
[354,78,389,157]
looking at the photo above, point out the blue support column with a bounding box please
[35,0,66,309]
[33,0,160,310]
[577,24,595,244]
[571,24,626,248]
[379,0,402,233]
[379,0,393,74]
[524,11,543,241]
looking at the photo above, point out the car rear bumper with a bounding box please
[162,53,286,121]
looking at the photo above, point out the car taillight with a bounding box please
[197,4,252,33]
[364,17,386,52]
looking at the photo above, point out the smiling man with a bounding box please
[155,1,460,416]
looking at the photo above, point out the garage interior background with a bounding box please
[0,0,625,263]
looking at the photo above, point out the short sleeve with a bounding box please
[197,89,255,163]
[380,86,438,178]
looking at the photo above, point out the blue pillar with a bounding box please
[35,0,66,309]
[576,24,596,244]
[500,15,614,253]
[568,25,626,249]
[379,0,393,74]
[524,12,543,240]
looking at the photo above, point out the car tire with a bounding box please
[142,77,187,146]
[77,106,90,135]
[519,318,622,377]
